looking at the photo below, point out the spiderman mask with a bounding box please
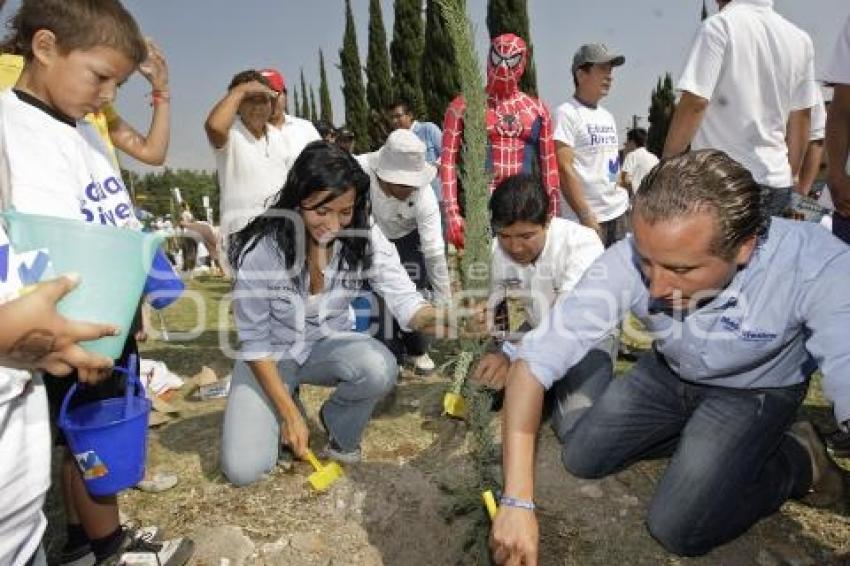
[486,33,527,98]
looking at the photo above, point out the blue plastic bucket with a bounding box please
[351,295,372,332]
[58,355,150,496]
[1,211,162,358]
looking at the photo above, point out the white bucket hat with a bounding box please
[369,129,437,188]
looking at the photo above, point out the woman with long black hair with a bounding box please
[220,141,451,486]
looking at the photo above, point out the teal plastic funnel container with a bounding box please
[2,211,162,358]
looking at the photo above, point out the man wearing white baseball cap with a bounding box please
[356,129,451,375]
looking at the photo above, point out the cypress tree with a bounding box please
[299,69,310,119]
[309,85,319,123]
[293,85,302,119]
[421,0,461,125]
[339,0,370,152]
[485,0,538,96]
[701,0,709,20]
[390,0,425,117]
[318,49,334,125]
[366,0,393,148]
[647,73,676,157]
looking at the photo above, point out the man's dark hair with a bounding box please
[572,63,593,89]
[634,149,767,260]
[228,69,270,91]
[3,0,147,64]
[387,98,412,115]
[489,173,549,231]
[627,128,648,147]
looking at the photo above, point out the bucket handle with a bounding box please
[58,354,144,428]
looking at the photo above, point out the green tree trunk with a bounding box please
[300,69,310,119]
[421,0,462,126]
[391,0,425,118]
[339,0,370,152]
[485,0,538,97]
[366,0,393,149]
[647,72,676,158]
[319,50,334,125]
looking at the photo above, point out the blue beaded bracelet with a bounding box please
[499,495,536,511]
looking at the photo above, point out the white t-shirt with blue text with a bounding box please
[553,98,629,222]
[0,89,139,229]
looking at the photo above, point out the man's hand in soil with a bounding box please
[472,352,511,390]
[490,506,539,565]
[0,274,118,381]
[282,410,309,458]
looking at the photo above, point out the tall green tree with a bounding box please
[421,0,461,125]
[299,69,310,119]
[318,49,334,125]
[339,0,370,152]
[309,85,319,123]
[486,0,538,96]
[390,0,425,117]
[366,0,393,149]
[647,73,676,157]
[292,84,302,119]
[701,0,709,20]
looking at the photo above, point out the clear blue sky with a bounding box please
[2,0,846,172]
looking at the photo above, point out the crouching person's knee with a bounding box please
[560,427,617,480]
[359,343,398,398]
[646,504,709,557]
[220,451,273,488]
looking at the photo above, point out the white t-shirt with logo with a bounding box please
[622,147,660,193]
[0,90,139,228]
[215,120,290,239]
[553,98,629,222]
[677,0,817,188]
[0,229,50,566]
[491,217,604,330]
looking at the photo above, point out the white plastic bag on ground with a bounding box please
[140,358,184,396]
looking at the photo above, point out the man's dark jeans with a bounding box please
[834,212,850,245]
[374,230,430,360]
[562,352,811,556]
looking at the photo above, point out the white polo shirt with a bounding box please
[215,120,290,238]
[622,147,660,193]
[274,114,321,169]
[677,0,817,188]
[823,14,850,86]
[491,217,604,330]
[355,153,444,258]
[553,98,629,222]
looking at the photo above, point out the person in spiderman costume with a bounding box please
[441,33,560,249]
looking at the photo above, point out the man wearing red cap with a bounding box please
[259,68,320,165]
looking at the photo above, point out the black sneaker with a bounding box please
[59,543,95,566]
[98,528,194,566]
[826,429,850,459]
[787,421,846,508]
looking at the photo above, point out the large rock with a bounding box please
[190,525,255,565]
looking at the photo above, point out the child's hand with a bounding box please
[138,38,169,91]
[0,274,119,378]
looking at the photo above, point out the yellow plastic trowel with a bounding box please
[305,450,344,492]
[442,391,467,419]
[482,490,498,519]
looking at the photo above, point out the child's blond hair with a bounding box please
[3,0,146,65]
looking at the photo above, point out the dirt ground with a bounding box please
[44,278,850,565]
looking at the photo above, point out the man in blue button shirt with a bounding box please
[490,149,849,562]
